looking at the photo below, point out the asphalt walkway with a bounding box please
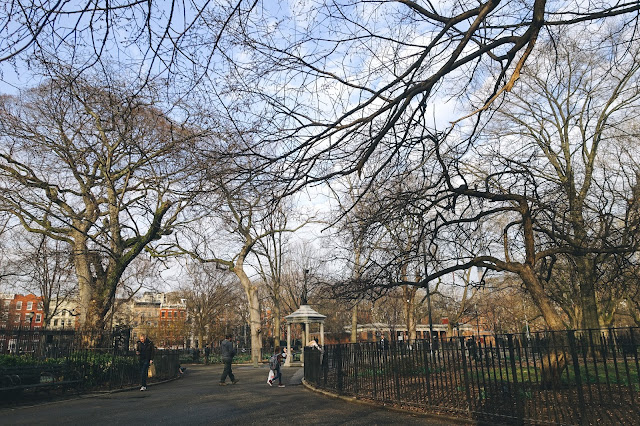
[0,364,458,425]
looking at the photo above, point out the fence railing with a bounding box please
[0,326,180,402]
[304,327,640,425]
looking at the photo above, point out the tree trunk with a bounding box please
[403,285,417,344]
[73,239,93,329]
[519,265,567,385]
[234,262,262,367]
[246,287,262,367]
[576,257,600,330]
[273,302,281,346]
[351,304,358,343]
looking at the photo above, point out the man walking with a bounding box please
[135,333,155,391]
[219,334,238,385]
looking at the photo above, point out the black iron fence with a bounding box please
[0,326,180,402]
[304,327,640,425]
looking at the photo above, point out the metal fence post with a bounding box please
[336,344,343,393]
[459,337,473,414]
[353,343,359,395]
[567,330,587,426]
[507,334,524,425]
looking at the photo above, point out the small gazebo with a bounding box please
[284,304,326,366]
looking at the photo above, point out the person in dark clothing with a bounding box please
[219,334,238,385]
[204,344,210,365]
[379,336,389,351]
[135,333,155,391]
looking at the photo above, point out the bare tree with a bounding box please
[11,232,75,328]
[254,201,296,345]
[208,2,639,191]
[181,262,239,349]
[173,145,308,366]
[479,32,640,329]
[0,1,255,93]
[0,73,206,330]
[332,28,640,335]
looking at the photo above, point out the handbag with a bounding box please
[267,369,275,383]
[148,363,156,378]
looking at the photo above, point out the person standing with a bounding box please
[219,334,238,385]
[204,343,211,365]
[135,333,155,391]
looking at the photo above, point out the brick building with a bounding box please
[0,294,45,329]
[157,293,187,348]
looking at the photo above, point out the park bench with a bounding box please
[0,363,83,397]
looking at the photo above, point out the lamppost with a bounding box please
[27,312,35,330]
[26,312,35,355]
[302,269,309,345]
[302,269,309,304]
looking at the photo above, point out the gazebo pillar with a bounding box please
[301,320,310,363]
[320,322,324,346]
[285,323,292,367]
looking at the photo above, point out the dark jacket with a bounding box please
[135,338,155,362]
[220,338,236,361]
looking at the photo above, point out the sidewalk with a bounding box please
[0,364,456,425]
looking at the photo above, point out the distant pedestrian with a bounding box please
[219,334,238,386]
[204,343,210,365]
[379,336,389,352]
[135,333,155,391]
[268,346,285,388]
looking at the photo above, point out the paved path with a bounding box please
[0,364,458,425]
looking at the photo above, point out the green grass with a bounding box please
[352,359,640,390]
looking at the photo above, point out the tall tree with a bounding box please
[174,146,307,366]
[0,74,205,330]
[329,29,640,334]
[254,201,298,345]
[481,32,640,329]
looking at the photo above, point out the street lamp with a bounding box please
[27,312,35,330]
[302,269,309,304]
[26,312,35,355]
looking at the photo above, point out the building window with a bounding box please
[168,311,172,318]
[3,300,9,307]
[27,301,33,310]
[60,319,65,327]
[35,314,42,322]
[16,301,22,310]
[54,319,59,326]
[37,301,43,310]
[161,311,165,318]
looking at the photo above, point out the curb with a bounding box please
[301,379,475,425]
[92,375,181,394]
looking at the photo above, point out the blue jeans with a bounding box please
[272,366,282,384]
[139,360,150,387]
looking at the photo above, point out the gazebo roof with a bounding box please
[285,304,326,323]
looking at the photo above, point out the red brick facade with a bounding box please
[1,294,45,329]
